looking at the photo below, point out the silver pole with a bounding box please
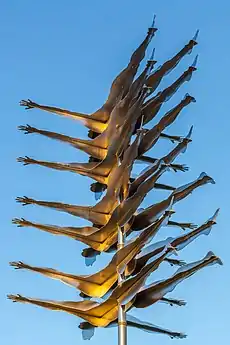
[116,117,144,345]
[118,225,127,345]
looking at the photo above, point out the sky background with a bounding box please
[1,0,230,344]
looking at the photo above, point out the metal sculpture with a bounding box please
[9,16,222,345]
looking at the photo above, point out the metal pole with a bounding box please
[117,225,127,345]
[116,116,144,345]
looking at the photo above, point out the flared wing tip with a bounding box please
[209,208,220,223]
[205,251,223,266]
[199,172,215,184]
[216,257,224,266]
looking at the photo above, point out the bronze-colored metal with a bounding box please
[129,127,192,197]
[138,95,195,156]
[16,97,194,190]
[10,211,173,298]
[18,124,185,160]
[17,90,194,167]
[145,37,198,94]
[8,251,221,327]
[127,209,219,276]
[10,20,222,344]
[19,23,157,128]
[8,246,173,327]
[132,172,215,230]
[80,314,187,340]
[13,173,214,260]
[15,157,169,228]
[134,252,222,308]
[19,33,197,132]
[18,62,196,153]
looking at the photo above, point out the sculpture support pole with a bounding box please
[118,226,127,345]
[117,117,143,345]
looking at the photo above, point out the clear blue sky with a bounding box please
[2,0,230,344]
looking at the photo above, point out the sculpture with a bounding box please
[9,16,222,345]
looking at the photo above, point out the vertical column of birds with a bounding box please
[9,17,223,345]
